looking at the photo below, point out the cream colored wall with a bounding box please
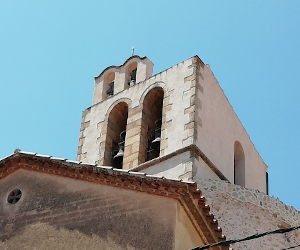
[142,151,220,182]
[196,64,268,192]
[193,152,221,180]
[175,202,204,250]
[141,151,193,180]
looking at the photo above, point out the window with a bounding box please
[103,72,115,99]
[234,141,245,186]
[7,189,22,204]
[104,102,128,169]
[266,172,269,195]
[126,62,137,88]
[140,87,164,162]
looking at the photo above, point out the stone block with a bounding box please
[184,106,195,115]
[163,95,171,106]
[184,121,195,130]
[183,87,196,99]
[127,112,143,123]
[78,138,85,147]
[160,139,168,150]
[131,141,140,154]
[126,120,141,130]
[84,121,90,129]
[123,152,139,165]
[184,74,196,83]
[126,126,142,138]
[164,104,172,112]
[182,136,193,147]
[164,120,172,129]
[125,135,140,146]
[124,144,132,156]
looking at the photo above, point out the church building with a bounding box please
[1,55,299,249]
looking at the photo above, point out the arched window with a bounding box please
[140,87,164,163]
[266,172,269,195]
[126,62,137,88]
[234,141,245,186]
[103,72,115,99]
[104,102,128,169]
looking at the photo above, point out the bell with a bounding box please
[113,149,124,159]
[151,136,161,144]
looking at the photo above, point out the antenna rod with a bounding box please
[132,46,134,56]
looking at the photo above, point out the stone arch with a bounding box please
[140,86,165,163]
[234,140,245,186]
[105,98,132,119]
[139,81,166,104]
[103,101,129,168]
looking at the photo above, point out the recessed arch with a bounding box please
[126,62,137,88]
[234,140,245,186]
[103,71,115,99]
[139,81,166,104]
[140,87,164,163]
[103,102,129,168]
[105,98,132,118]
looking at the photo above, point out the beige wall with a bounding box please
[197,64,268,191]
[175,202,204,250]
[0,169,204,250]
[140,150,220,182]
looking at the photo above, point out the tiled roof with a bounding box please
[0,151,228,249]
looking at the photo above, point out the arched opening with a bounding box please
[140,87,164,163]
[103,72,115,99]
[234,141,245,186]
[126,62,137,88]
[266,172,269,195]
[104,102,128,168]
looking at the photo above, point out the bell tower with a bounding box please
[77,55,268,194]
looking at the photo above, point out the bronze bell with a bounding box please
[113,148,124,159]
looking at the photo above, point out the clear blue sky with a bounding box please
[1,1,300,210]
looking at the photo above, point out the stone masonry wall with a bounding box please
[196,178,300,249]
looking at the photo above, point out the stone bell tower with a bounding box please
[77,55,268,194]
